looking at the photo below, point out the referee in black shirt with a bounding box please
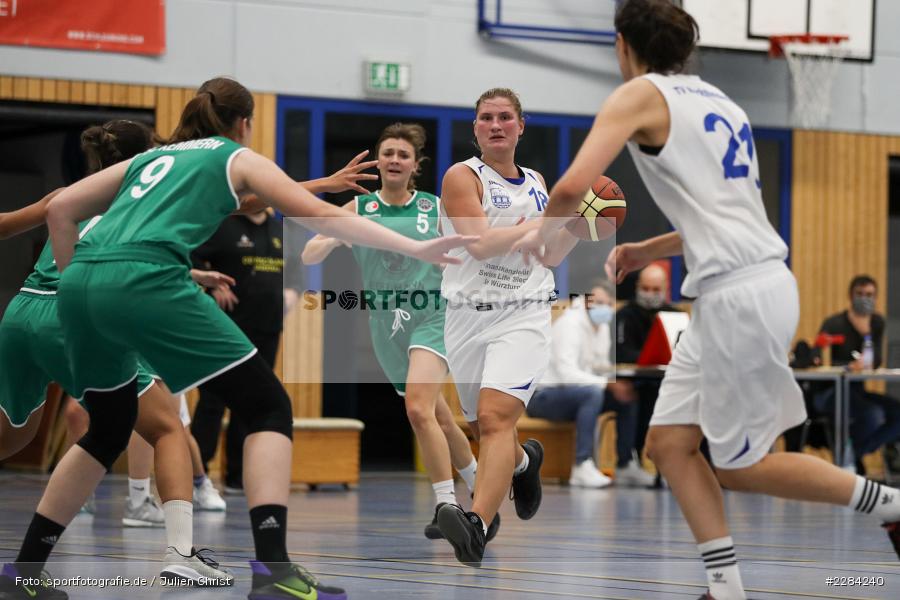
[191,209,300,492]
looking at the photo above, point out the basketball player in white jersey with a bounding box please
[437,88,578,565]
[514,1,900,598]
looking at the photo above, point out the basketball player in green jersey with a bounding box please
[302,123,498,541]
[0,120,239,594]
[8,78,473,600]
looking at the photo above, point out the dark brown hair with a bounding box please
[614,0,699,74]
[168,77,254,144]
[475,88,524,120]
[849,274,877,296]
[81,120,156,173]
[375,123,428,191]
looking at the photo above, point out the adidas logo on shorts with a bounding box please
[258,516,280,530]
[41,535,58,545]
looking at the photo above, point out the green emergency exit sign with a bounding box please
[365,61,410,94]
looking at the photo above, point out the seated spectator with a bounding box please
[528,280,655,488]
[615,264,678,460]
[816,274,900,471]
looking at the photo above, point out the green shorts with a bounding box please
[369,305,446,395]
[0,292,156,427]
[57,258,256,398]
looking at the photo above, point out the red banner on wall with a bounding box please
[0,0,165,56]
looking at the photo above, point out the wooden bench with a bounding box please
[208,415,364,488]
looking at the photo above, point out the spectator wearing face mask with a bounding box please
[816,275,900,471]
[527,280,655,488]
[615,264,679,463]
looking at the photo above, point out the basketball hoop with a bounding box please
[769,34,849,129]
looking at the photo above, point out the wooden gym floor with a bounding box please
[0,472,898,599]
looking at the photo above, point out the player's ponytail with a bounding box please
[81,119,157,173]
[615,0,698,74]
[375,123,429,191]
[168,77,254,143]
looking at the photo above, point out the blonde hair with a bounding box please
[475,88,524,119]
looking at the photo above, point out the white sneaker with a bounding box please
[193,478,226,511]
[122,495,165,527]
[615,461,656,487]
[78,493,96,515]
[569,459,613,488]
[159,546,234,586]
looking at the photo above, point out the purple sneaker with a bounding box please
[247,561,346,600]
[0,563,68,599]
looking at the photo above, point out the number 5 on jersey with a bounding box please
[131,155,175,199]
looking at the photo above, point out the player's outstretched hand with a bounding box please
[414,235,480,265]
[511,227,547,266]
[191,269,236,290]
[605,242,651,284]
[322,150,379,194]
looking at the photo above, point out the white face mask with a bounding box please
[636,290,665,310]
[588,305,613,326]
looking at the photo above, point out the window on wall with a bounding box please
[451,120,559,188]
[756,137,782,234]
[282,109,310,182]
[324,114,438,206]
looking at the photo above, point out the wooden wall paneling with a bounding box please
[97,83,112,105]
[142,86,156,109]
[55,80,71,103]
[83,81,98,104]
[12,77,27,99]
[154,86,171,138]
[40,79,56,102]
[260,94,277,160]
[0,76,12,98]
[792,130,896,345]
[69,80,85,103]
[25,78,41,100]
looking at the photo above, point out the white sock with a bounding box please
[474,512,488,536]
[432,479,457,507]
[128,478,150,506]
[849,476,900,521]
[513,450,529,476]
[163,500,193,556]
[698,536,745,600]
[456,458,478,493]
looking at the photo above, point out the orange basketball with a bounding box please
[565,175,627,241]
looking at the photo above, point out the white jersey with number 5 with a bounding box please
[627,73,787,298]
[441,157,555,304]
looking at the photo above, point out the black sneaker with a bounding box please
[468,493,501,542]
[425,503,446,539]
[510,439,544,520]
[486,511,501,542]
[0,564,67,599]
[436,504,485,567]
[248,561,346,599]
[884,521,900,559]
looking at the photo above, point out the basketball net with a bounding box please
[770,35,849,129]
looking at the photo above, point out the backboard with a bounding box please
[682,0,875,61]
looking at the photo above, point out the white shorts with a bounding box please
[444,301,551,421]
[178,393,191,427]
[650,260,807,469]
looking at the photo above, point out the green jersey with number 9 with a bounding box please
[73,136,246,267]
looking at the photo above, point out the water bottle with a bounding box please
[861,335,874,370]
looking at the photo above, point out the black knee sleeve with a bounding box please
[201,354,293,439]
[77,377,139,471]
